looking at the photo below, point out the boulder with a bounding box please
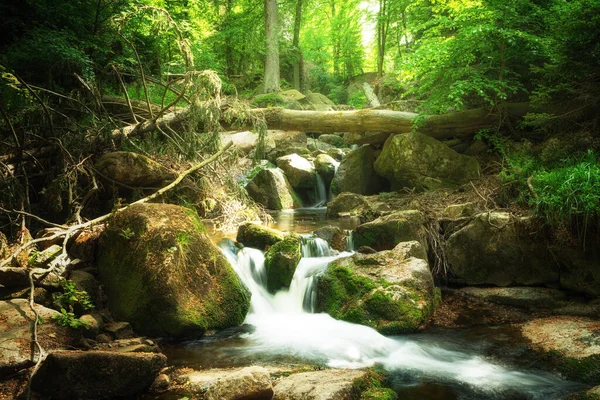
[29,244,61,268]
[237,223,285,251]
[69,270,101,310]
[458,287,568,309]
[308,138,335,152]
[0,267,29,288]
[94,151,176,188]
[441,202,477,220]
[246,168,302,210]
[520,317,600,384]
[306,92,335,106]
[445,212,558,286]
[326,192,376,222]
[319,134,345,148]
[554,243,600,298]
[331,145,386,195]
[97,203,250,337]
[314,154,339,187]
[326,148,345,162]
[344,131,391,146]
[273,369,369,400]
[104,321,134,339]
[31,350,167,399]
[265,235,302,294]
[314,226,347,252]
[353,210,428,252]
[374,132,480,191]
[0,299,78,376]
[280,89,306,102]
[317,241,439,334]
[205,366,273,400]
[266,131,308,162]
[68,225,103,262]
[277,154,317,189]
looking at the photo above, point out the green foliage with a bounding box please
[52,309,87,329]
[119,227,135,240]
[348,91,368,109]
[52,279,94,329]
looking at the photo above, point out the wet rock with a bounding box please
[445,212,558,286]
[97,203,250,337]
[326,193,376,222]
[68,225,103,262]
[331,145,386,195]
[205,366,273,400]
[0,299,78,376]
[104,321,133,339]
[374,131,480,191]
[31,350,166,399]
[94,151,176,188]
[326,148,345,162]
[273,369,368,400]
[79,314,102,338]
[265,235,302,293]
[314,154,339,186]
[246,168,302,210]
[151,373,171,391]
[276,154,317,189]
[237,223,285,251]
[458,287,568,309]
[353,210,428,252]
[314,226,347,252]
[317,241,439,334]
[520,317,600,384]
[319,134,345,148]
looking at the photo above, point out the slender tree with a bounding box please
[292,0,304,91]
[263,0,280,93]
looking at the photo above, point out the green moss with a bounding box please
[353,369,397,400]
[251,93,286,108]
[264,235,302,293]
[236,222,284,250]
[542,351,600,384]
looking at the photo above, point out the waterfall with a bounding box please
[344,229,354,252]
[301,235,336,257]
[328,160,340,202]
[313,171,327,207]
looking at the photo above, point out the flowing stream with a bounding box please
[165,211,585,399]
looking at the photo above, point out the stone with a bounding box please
[236,223,285,251]
[96,333,112,343]
[374,132,480,191]
[463,139,488,156]
[79,314,102,338]
[0,299,78,376]
[308,138,335,152]
[555,242,600,298]
[31,350,166,399]
[314,226,347,252]
[273,369,368,400]
[306,92,335,106]
[0,267,29,288]
[69,270,101,310]
[317,241,439,334]
[276,154,317,189]
[151,373,171,391]
[68,225,103,262]
[94,151,176,188]
[441,202,477,220]
[520,317,600,384]
[326,148,345,162]
[0,232,7,260]
[319,134,345,147]
[29,244,61,268]
[265,235,302,294]
[205,366,273,400]
[353,210,427,251]
[458,287,568,309]
[445,212,558,286]
[266,131,309,162]
[326,193,375,222]
[280,89,306,102]
[97,203,250,337]
[331,145,386,195]
[344,131,391,146]
[246,168,302,210]
[314,154,339,187]
[104,321,133,340]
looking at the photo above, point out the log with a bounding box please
[362,82,381,107]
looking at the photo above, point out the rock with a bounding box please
[69,270,101,310]
[458,287,568,309]
[265,130,308,161]
[237,223,285,251]
[327,148,345,161]
[314,154,339,187]
[463,139,488,156]
[151,373,171,391]
[68,225,103,262]
[344,131,391,146]
[79,314,102,338]
[374,132,480,191]
[276,154,317,189]
[265,235,302,293]
[308,138,335,152]
[97,203,250,337]
[104,321,134,339]
[445,212,558,286]
[0,232,7,260]
[319,134,345,147]
[31,350,167,399]
[246,168,302,210]
[273,369,369,400]
[0,299,78,376]
[317,241,439,334]
[94,151,176,188]
[441,202,477,220]
[353,210,427,251]
[0,267,29,288]
[96,333,112,343]
[326,192,375,221]
[331,145,386,195]
[29,244,61,268]
[314,226,347,252]
[555,242,600,297]
[205,366,273,400]
[280,89,306,102]
[520,317,600,384]
[306,92,335,106]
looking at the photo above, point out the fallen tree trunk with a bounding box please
[112,102,533,140]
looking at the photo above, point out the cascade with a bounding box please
[328,160,340,202]
[344,229,354,252]
[313,171,328,207]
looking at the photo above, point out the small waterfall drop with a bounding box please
[313,171,327,207]
[328,160,340,202]
[344,229,354,252]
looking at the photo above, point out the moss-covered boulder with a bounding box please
[314,226,347,252]
[445,212,558,286]
[236,223,285,251]
[326,148,345,162]
[318,134,345,148]
[331,145,387,195]
[97,203,250,337]
[353,210,427,252]
[276,154,317,189]
[314,154,339,187]
[94,152,176,188]
[374,132,480,191]
[264,235,302,294]
[520,316,600,384]
[316,241,439,334]
[266,131,309,162]
[326,192,377,222]
[246,168,302,210]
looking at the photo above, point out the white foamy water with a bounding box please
[219,238,581,398]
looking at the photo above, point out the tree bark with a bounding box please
[263,0,280,93]
[292,0,304,91]
[362,82,381,107]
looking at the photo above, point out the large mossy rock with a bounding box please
[32,350,167,399]
[236,222,285,251]
[246,168,302,210]
[316,241,439,334]
[265,235,302,294]
[266,131,308,162]
[314,154,339,186]
[445,212,558,286]
[326,192,377,222]
[94,152,176,188]
[553,241,600,298]
[353,210,427,251]
[97,203,250,337]
[331,145,386,195]
[276,154,317,189]
[374,132,480,191]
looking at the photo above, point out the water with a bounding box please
[190,238,584,399]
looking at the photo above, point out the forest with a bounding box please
[0,0,599,399]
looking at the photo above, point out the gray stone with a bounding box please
[246,168,301,210]
[319,134,345,147]
[104,321,134,340]
[236,223,285,251]
[276,154,317,189]
[205,366,273,400]
[353,210,428,251]
[314,154,339,186]
[273,369,367,400]
[94,151,176,188]
[332,145,386,195]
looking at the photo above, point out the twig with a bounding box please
[116,32,154,119]
[0,207,67,229]
[112,65,140,123]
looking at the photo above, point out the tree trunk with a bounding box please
[362,83,381,107]
[292,0,304,91]
[263,0,280,93]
